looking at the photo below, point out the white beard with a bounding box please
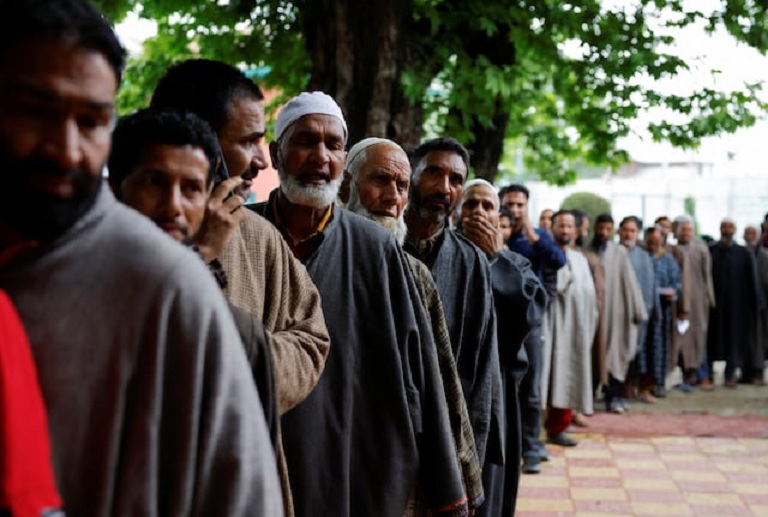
[345,184,408,246]
[279,170,342,209]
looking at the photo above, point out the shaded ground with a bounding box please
[516,362,768,516]
[623,362,768,418]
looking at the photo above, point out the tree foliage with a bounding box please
[95,0,768,185]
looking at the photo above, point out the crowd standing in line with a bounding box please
[2,1,766,516]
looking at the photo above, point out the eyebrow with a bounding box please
[1,80,115,112]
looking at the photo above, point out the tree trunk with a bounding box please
[466,108,510,184]
[301,0,421,147]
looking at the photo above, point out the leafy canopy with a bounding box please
[96,0,768,185]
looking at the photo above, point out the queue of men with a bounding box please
[3,1,767,516]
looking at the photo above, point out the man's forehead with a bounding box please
[0,40,117,106]
[466,184,496,200]
[227,96,265,129]
[503,191,526,202]
[288,114,345,136]
[363,145,410,173]
[423,149,466,169]
[137,143,210,169]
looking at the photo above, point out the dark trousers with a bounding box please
[519,325,543,460]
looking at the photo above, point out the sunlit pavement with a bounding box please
[518,364,768,516]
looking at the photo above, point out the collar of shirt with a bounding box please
[271,193,334,263]
[405,225,445,265]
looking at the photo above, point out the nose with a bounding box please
[162,184,183,218]
[436,174,451,195]
[43,117,83,170]
[251,143,269,171]
[308,142,331,166]
[381,181,399,203]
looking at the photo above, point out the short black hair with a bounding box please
[595,213,614,225]
[151,59,264,132]
[645,226,659,237]
[655,215,670,224]
[0,0,125,84]
[499,207,512,220]
[570,209,586,228]
[410,137,470,174]
[108,108,222,192]
[552,209,573,224]
[620,215,642,229]
[498,184,530,200]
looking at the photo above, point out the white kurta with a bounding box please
[541,249,599,414]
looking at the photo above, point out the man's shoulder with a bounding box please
[335,208,399,246]
[444,229,490,267]
[501,248,533,270]
[239,208,283,243]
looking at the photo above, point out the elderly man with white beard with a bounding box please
[251,94,467,517]
[340,137,484,515]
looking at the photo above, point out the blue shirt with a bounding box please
[507,228,566,299]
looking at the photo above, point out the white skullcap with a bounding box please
[462,178,499,208]
[674,214,693,224]
[275,91,347,141]
[345,137,405,175]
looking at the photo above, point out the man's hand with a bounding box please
[462,215,503,257]
[521,213,540,244]
[193,176,249,263]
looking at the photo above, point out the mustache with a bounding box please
[14,157,89,190]
[153,217,189,235]
[421,193,451,208]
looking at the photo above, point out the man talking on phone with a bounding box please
[147,60,332,517]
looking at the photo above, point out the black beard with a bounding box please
[0,152,102,243]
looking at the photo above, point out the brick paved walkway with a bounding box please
[518,418,768,516]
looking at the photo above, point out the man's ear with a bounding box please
[269,141,280,170]
[339,171,351,204]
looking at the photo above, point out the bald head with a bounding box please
[744,224,760,248]
[342,138,410,244]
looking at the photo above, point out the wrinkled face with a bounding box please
[499,215,512,242]
[619,220,640,247]
[218,95,267,180]
[410,149,467,222]
[721,221,736,241]
[744,226,760,247]
[0,39,117,242]
[353,143,410,218]
[460,184,499,227]
[553,213,575,246]
[677,221,694,244]
[594,221,614,245]
[271,114,346,209]
[539,209,553,231]
[119,143,211,241]
[646,231,662,255]
[500,191,528,229]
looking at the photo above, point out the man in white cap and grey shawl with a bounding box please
[707,217,763,386]
[252,93,468,517]
[340,137,485,514]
